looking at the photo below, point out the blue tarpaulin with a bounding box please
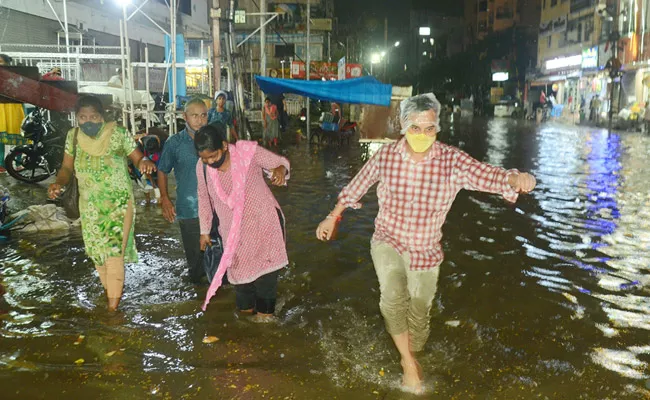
[255,76,392,107]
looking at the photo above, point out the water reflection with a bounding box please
[2,120,650,398]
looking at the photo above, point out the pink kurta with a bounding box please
[196,145,290,285]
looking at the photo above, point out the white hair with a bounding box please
[399,93,441,134]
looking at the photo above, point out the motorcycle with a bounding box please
[4,108,66,183]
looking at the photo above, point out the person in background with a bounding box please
[42,67,64,81]
[158,98,210,284]
[593,95,602,124]
[208,92,239,142]
[263,97,280,148]
[195,122,290,321]
[0,54,26,174]
[47,95,156,311]
[107,68,123,88]
[268,93,287,132]
[316,93,536,394]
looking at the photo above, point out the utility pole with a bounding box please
[261,0,267,77]
[211,0,221,93]
[384,17,388,80]
[170,0,178,135]
[606,2,621,130]
[306,0,311,142]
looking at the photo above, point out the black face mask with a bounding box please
[208,149,227,169]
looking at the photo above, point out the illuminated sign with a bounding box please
[492,72,509,81]
[545,54,582,70]
[419,27,431,36]
[582,46,598,69]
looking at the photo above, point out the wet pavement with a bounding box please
[2,118,650,399]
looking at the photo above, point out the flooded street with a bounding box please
[2,118,650,399]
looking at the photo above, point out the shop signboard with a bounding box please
[545,54,581,71]
[581,47,598,69]
[311,18,332,31]
[290,61,338,80]
[345,64,363,78]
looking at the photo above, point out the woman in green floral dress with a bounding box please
[48,95,156,311]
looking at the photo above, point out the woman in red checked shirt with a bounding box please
[316,93,537,395]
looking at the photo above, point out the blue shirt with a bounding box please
[208,108,233,127]
[158,129,200,220]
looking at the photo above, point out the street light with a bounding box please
[394,41,400,47]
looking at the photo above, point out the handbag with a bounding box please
[60,128,80,220]
[202,164,224,283]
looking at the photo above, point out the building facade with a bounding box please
[233,0,333,78]
[0,0,212,62]
[533,0,650,119]
[464,0,523,44]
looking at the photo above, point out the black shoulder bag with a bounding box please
[202,164,224,283]
[60,128,80,220]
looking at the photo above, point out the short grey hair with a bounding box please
[399,93,441,134]
[184,97,208,112]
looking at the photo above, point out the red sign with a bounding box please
[345,64,363,79]
[290,61,364,80]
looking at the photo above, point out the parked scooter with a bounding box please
[4,108,66,183]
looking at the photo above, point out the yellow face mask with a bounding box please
[405,133,436,153]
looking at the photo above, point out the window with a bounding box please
[584,19,594,41]
[548,36,552,48]
[564,15,591,46]
[551,0,557,6]
[180,0,191,15]
[478,1,488,12]
[600,19,613,42]
[543,0,546,8]
[570,0,594,14]
[496,6,513,19]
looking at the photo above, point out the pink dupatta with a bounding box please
[202,141,258,310]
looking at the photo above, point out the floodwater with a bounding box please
[2,118,650,399]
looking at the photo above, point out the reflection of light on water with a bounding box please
[142,351,194,373]
[485,119,509,166]
[584,131,621,238]
[591,348,648,379]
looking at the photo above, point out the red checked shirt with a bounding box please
[338,139,520,270]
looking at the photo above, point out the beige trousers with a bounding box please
[370,241,441,352]
[95,200,134,300]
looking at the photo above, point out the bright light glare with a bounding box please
[371,53,381,64]
[116,0,132,5]
[492,72,509,81]
[545,54,581,70]
[394,41,400,47]
[380,51,386,57]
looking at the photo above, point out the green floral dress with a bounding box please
[64,126,138,266]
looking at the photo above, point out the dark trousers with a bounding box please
[235,270,280,314]
[178,218,204,284]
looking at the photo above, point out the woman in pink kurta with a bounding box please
[195,123,290,320]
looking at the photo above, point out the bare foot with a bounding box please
[400,358,424,395]
[249,313,277,324]
[107,297,120,312]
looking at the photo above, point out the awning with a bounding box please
[255,75,392,107]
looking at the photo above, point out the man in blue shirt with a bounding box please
[158,98,208,284]
[208,92,239,142]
